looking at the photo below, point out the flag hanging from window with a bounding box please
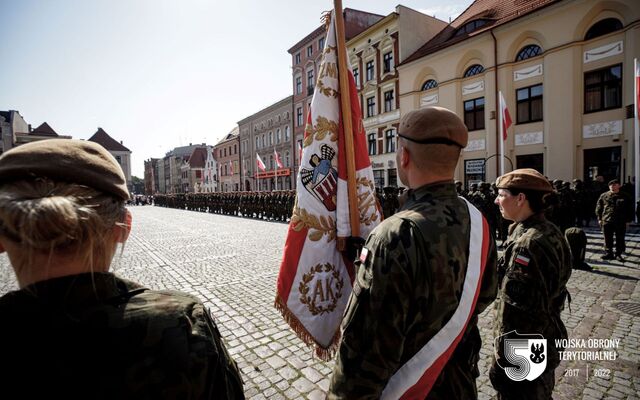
[275,148,284,169]
[256,153,266,172]
[275,10,381,360]
[298,140,303,165]
[229,160,234,175]
[499,91,512,140]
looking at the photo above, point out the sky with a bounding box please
[1,0,473,177]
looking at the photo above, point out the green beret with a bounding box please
[398,106,468,148]
[0,139,129,200]
[496,168,552,193]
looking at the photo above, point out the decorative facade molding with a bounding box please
[462,80,484,95]
[583,41,623,64]
[583,120,622,138]
[420,93,438,107]
[464,139,486,152]
[515,131,544,146]
[514,64,543,81]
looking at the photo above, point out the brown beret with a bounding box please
[0,139,129,200]
[495,168,553,193]
[398,106,468,148]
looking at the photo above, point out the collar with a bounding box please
[402,180,457,210]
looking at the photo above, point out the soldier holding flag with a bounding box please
[329,106,498,399]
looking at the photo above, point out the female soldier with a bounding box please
[0,139,244,399]
[490,168,572,400]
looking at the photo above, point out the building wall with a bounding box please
[398,0,640,187]
[213,133,240,192]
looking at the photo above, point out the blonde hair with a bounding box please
[0,178,126,272]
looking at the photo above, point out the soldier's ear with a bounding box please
[400,146,410,168]
[114,210,132,244]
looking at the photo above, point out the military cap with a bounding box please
[608,179,619,186]
[495,168,553,193]
[398,106,468,148]
[0,139,130,200]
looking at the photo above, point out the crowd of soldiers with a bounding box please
[151,178,637,239]
[154,191,296,222]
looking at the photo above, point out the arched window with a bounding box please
[585,18,623,40]
[285,151,290,167]
[515,45,542,61]
[285,126,290,141]
[255,137,259,149]
[463,64,484,77]
[269,132,273,146]
[421,79,438,91]
[276,129,281,143]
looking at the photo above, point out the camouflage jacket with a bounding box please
[0,272,244,400]
[595,190,634,225]
[329,181,498,399]
[494,213,572,370]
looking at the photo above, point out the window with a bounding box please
[285,126,290,141]
[454,19,488,36]
[307,45,313,57]
[366,61,374,81]
[285,151,290,167]
[368,133,377,155]
[234,144,237,154]
[584,64,622,113]
[585,18,623,40]
[276,129,281,143]
[261,135,265,147]
[295,76,302,94]
[384,90,394,112]
[297,107,303,126]
[383,52,393,73]
[255,137,259,149]
[115,155,121,164]
[421,79,438,91]
[463,64,484,77]
[353,67,359,87]
[366,96,376,117]
[463,97,485,131]
[269,155,274,169]
[385,129,395,153]
[307,69,314,94]
[223,148,227,157]
[269,132,273,146]
[517,84,543,124]
[295,52,300,65]
[319,37,325,50]
[516,45,542,62]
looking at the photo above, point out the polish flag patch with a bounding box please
[515,254,530,266]
[359,247,369,263]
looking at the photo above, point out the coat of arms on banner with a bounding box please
[300,144,337,211]
[495,331,547,381]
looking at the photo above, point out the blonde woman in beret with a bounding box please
[0,139,244,400]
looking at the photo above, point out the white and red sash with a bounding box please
[381,198,490,400]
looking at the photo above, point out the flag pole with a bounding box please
[634,58,639,222]
[333,0,360,240]
[499,91,505,176]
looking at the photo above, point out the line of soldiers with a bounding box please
[153,191,296,222]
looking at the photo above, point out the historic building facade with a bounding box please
[398,0,639,188]
[348,6,446,188]
[214,127,240,192]
[238,96,293,191]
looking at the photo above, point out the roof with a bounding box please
[88,128,131,152]
[0,111,10,123]
[216,126,239,145]
[288,8,384,53]
[188,147,208,169]
[401,0,560,65]
[30,122,58,137]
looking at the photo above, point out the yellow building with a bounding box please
[398,0,639,187]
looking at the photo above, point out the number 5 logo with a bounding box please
[495,331,547,381]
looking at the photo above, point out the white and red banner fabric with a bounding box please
[256,153,266,172]
[275,149,284,169]
[275,11,381,360]
[499,91,512,141]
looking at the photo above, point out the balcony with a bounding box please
[363,109,400,128]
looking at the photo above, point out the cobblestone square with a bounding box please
[1,206,638,399]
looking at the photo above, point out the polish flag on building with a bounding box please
[297,140,303,165]
[229,160,233,175]
[275,10,381,360]
[274,148,283,169]
[256,153,266,172]
[499,91,512,140]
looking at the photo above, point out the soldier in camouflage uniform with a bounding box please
[0,140,244,399]
[595,179,634,261]
[491,168,572,399]
[329,107,497,399]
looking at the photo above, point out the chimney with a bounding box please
[120,140,123,144]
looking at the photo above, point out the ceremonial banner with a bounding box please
[275,9,381,360]
[275,149,284,169]
[256,153,266,172]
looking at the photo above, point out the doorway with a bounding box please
[516,153,544,175]
[583,146,621,184]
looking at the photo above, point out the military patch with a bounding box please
[359,247,369,263]
[515,254,530,266]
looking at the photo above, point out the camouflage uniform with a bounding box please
[329,182,498,399]
[595,190,634,258]
[490,213,572,399]
[0,272,244,400]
